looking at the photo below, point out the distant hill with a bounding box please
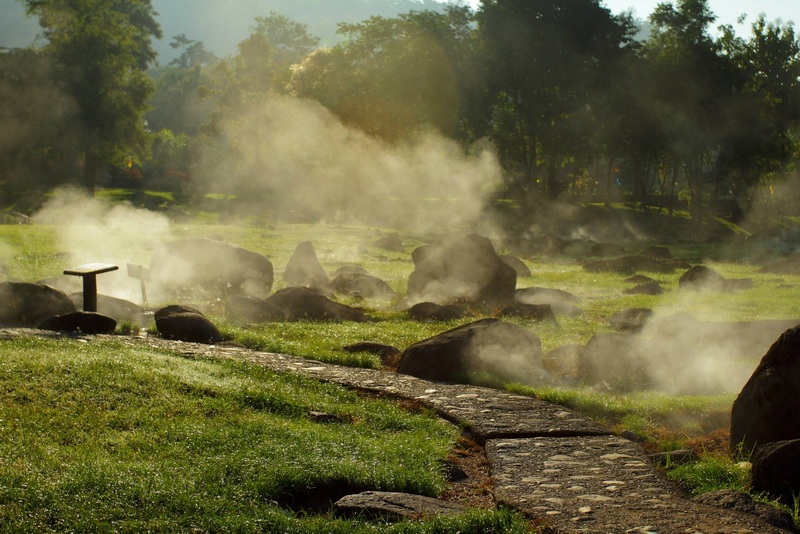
[0,0,451,63]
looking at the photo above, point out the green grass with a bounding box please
[0,336,533,532]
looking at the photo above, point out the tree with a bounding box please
[19,0,161,190]
[290,6,485,142]
[643,0,742,225]
[478,0,635,198]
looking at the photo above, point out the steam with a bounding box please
[32,187,172,301]
[195,95,502,232]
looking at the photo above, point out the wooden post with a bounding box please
[64,263,119,312]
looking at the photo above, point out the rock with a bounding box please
[266,287,366,322]
[373,234,404,252]
[759,253,800,275]
[583,255,679,275]
[334,491,466,519]
[397,318,544,384]
[39,311,117,334]
[0,281,76,326]
[342,342,402,367]
[407,301,470,321]
[498,302,555,322]
[69,293,145,324]
[642,245,674,260]
[624,281,663,295]
[500,237,537,258]
[580,332,649,391]
[498,254,531,278]
[226,295,288,323]
[694,489,796,531]
[149,238,273,298]
[331,270,395,300]
[731,326,800,453]
[590,242,626,257]
[154,304,205,321]
[515,287,583,317]
[543,344,583,381]
[606,308,653,331]
[538,234,567,256]
[283,241,330,290]
[407,234,517,306]
[679,265,726,291]
[751,439,800,504]
[155,309,223,344]
[331,265,369,279]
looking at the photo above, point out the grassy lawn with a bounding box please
[3,206,800,527]
[0,336,529,533]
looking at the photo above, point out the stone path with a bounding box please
[3,329,792,533]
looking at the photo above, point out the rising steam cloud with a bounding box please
[195,95,502,231]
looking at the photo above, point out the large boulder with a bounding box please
[334,491,465,520]
[154,306,223,344]
[731,326,800,453]
[283,241,330,290]
[750,439,800,504]
[149,238,273,299]
[396,318,543,384]
[0,281,76,326]
[226,295,288,323]
[39,311,117,334]
[579,332,649,390]
[679,265,727,291]
[498,254,531,278]
[69,293,145,324]
[407,234,517,307]
[265,287,366,322]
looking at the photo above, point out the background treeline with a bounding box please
[2,0,799,225]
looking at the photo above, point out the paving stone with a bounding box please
[487,436,790,533]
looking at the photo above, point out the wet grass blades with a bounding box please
[0,336,535,532]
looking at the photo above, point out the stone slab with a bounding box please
[487,435,789,534]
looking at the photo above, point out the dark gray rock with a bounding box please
[590,242,626,257]
[625,274,656,284]
[149,238,273,298]
[373,234,404,252]
[407,234,517,306]
[397,318,543,384]
[498,254,531,278]
[283,241,330,290]
[154,304,204,321]
[731,326,800,453]
[342,342,401,367]
[266,287,366,322]
[679,265,727,291]
[69,293,144,324]
[39,311,117,334]
[606,308,653,331]
[693,489,796,531]
[580,332,649,390]
[759,253,800,275]
[624,281,664,295]
[537,234,567,256]
[751,439,800,505]
[226,295,288,323]
[0,281,76,326]
[498,302,555,322]
[407,301,470,321]
[155,310,223,344]
[334,491,466,519]
[331,271,395,300]
[515,287,583,317]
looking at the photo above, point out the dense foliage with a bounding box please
[3,0,800,223]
